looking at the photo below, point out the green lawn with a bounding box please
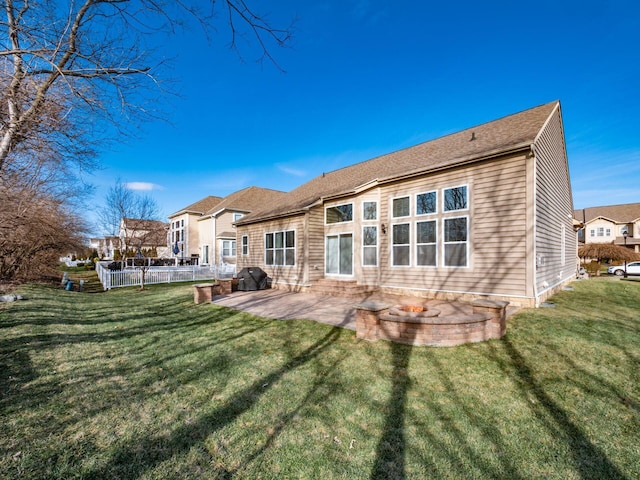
[1,277,639,479]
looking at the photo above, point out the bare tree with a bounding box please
[0,173,88,283]
[0,0,292,284]
[98,179,167,289]
[0,0,293,176]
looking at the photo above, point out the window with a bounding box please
[363,201,377,221]
[222,240,236,257]
[620,225,629,236]
[416,220,436,266]
[392,223,410,266]
[326,204,353,224]
[241,235,249,256]
[597,227,604,237]
[362,226,378,266]
[233,213,244,222]
[444,186,468,211]
[444,217,468,267]
[202,245,209,265]
[416,191,437,215]
[606,228,611,237]
[265,230,295,266]
[590,229,595,237]
[392,197,410,218]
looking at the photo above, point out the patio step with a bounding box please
[311,279,377,298]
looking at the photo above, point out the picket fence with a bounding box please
[96,262,235,290]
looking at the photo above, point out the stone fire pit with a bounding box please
[388,304,441,318]
[355,299,509,347]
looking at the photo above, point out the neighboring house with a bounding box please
[119,218,170,258]
[94,236,120,259]
[236,101,576,307]
[197,186,287,266]
[574,203,640,253]
[167,196,223,262]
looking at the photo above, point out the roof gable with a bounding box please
[239,101,559,224]
[202,186,287,217]
[574,203,640,224]
[169,195,223,218]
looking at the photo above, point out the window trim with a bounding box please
[391,222,411,267]
[416,190,438,216]
[241,235,249,256]
[362,225,378,267]
[325,203,354,225]
[362,200,378,222]
[443,215,469,268]
[264,229,296,266]
[391,195,411,219]
[443,184,469,213]
[222,240,236,258]
[415,219,437,267]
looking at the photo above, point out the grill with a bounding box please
[236,267,269,291]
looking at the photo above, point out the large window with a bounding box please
[392,223,410,266]
[416,191,437,215]
[416,220,437,266]
[326,204,353,224]
[392,196,410,218]
[444,217,468,267]
[265,230,295,266]
[362,226,378,266]
[222,240,236,257]
[444,186,468,212]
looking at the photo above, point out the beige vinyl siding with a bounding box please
[375,152,529,298]
[306,206,325,283]
[533,107,576,295]
[236,215,307,286]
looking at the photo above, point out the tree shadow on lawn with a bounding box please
[490,337,630,479]
[79,327,344,479]
[0,306,271,418]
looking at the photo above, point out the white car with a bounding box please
[608,261,640,276]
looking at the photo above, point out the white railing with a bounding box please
[96,262,235,290]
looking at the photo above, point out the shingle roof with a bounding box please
[238,101,560,225]
[169,195,223,217]
[574,203,640,224]
[202,186,287,216]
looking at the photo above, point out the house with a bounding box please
[118,218,170,258]
[167,196,223,262]
[236,101,576,307]
[574,203,640,253]
[93,236,120,259]
[197,187,286,266]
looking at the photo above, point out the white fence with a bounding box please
[96,262,235,290]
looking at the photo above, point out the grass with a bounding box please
[1,275,639,479]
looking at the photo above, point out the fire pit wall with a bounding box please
[355,299,509,347]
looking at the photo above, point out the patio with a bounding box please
[211,289,479,331]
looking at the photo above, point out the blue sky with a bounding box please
[89,0,640,230]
